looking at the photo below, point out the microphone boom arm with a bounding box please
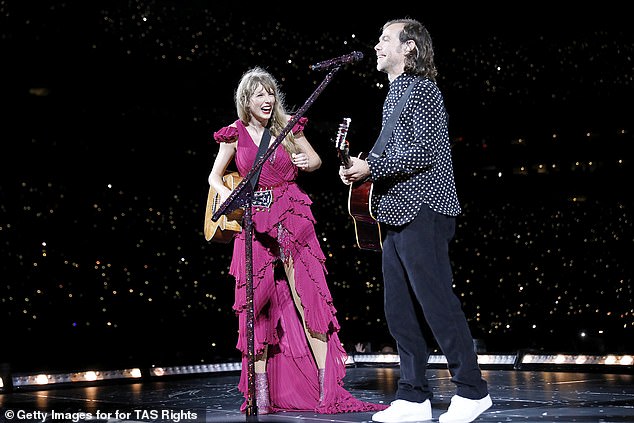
[310,51,363,71]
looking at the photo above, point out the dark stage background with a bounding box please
[1,3,633,372]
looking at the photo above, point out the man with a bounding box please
[339,18,492,423]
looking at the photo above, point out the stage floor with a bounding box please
[1,366,633,422]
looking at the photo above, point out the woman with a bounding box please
[208,67,386,414]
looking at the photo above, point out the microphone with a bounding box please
[310,51,364,71]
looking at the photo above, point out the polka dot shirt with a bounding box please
[367,73,461,226]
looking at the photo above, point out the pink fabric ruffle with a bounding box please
[213,125,238,143]
[292,116,308,134]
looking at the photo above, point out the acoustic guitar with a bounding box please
[334,118,383,251]
[203,171,244,243]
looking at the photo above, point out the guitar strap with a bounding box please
[249,128,271,189]
[369,78,418,158]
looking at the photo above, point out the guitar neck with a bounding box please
[338,149,352,169]
[334,117,352,169]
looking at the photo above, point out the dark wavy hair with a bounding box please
[383,18,438,81]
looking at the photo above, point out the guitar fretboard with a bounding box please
[334,117,352,168]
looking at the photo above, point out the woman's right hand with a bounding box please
[218,187,232,205]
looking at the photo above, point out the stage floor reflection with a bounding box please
[2,366,634,422]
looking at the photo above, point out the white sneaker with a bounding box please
[372,399,432,422]
[439,394,492,423]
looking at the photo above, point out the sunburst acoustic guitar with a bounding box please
[334,118,383,251]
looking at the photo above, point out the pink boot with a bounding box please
[318,368,325,404]
[255,372,271,414]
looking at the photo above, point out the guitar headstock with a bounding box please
[334,117,351,167]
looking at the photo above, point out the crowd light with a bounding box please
[349,352,632,371]
[9,368,143,390]
[2,353,632,393]
[351,353,517,368]
[148,362,241,377]
[520,353,634,367]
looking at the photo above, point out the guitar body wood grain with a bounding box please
[348,178,383,251]
[347,152,383,251]
[204,171,244,242]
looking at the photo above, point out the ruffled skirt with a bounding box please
[229,184,386,413]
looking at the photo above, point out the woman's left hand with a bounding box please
[291,152,310,170]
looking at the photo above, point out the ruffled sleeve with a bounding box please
[213,125,238,143]
[291,116,308,134]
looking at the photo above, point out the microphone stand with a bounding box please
[212,65,344,419]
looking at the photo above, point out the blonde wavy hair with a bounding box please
[235,67,300,155]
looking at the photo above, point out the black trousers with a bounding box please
[382,204,489,402]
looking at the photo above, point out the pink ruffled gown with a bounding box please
[213,118,387,414]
